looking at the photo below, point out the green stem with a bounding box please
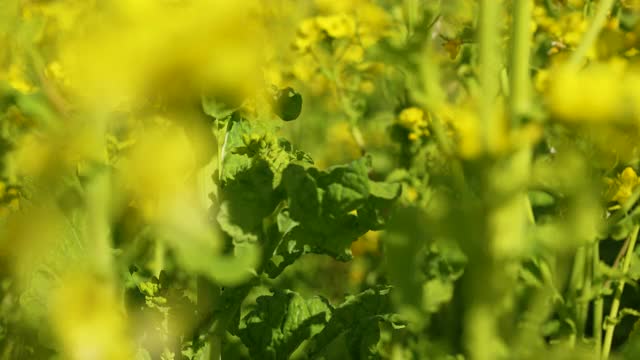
[198,278,222,360]
[350,123,366,155]
[509,0,533,122]
[581,245,593,341]
[567,0,616,69]
[418,4,466,196]
[543,0,559,18]
[203,117,231,360]
[152,240,165,278]
[593,240,603,356]
[478,0,502,154]
[86,116,113,279]
[602,225,640,359]
[87,172,112,278]
[403,0,418,40]
[464,4,506,360]
[509,0,535,243]
[570,246,586,342]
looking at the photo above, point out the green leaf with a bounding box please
[270,157,400,269]
[202,96,239,119]
[281,165,321,226]
[217,159,280,243]
[317,157,370,217]
[237,289,332,360]
[528,190,555,207]
[305,286,397,359]
[369,181,402,200]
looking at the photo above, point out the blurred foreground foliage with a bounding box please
[2,0,640,359]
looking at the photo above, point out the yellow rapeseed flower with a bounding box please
[606,167,640,204]
[316,13,357,38]
[397,107,430,141]
[341,44,365,63]
[295,18,323,52]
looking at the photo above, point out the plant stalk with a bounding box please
[570,246,586,342]
[478,0,502,154]
[602,225,640,359]
[593,240,603,356]
[509,0,533,122]
[567,0,616,69]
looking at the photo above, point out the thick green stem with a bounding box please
[478,0,502,153]
[602,225,640,359]
[86,116,113,279]
[465,4,507,359]
[201,118,231,360]
[509,0,533,122]
[87,171,112,278]
[593,241,603,356]
[567,0,616,69]
[580,246,593,341]
[570,246,586,342]
[198,278,222,360]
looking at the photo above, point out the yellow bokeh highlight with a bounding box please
[49,274,133,360]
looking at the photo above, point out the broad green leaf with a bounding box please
[281,165,321,225]
[317,157,370,217]
[369,181,402,200]
[305,286,397,359]
[217,159,280,243]
[237,289,331,360]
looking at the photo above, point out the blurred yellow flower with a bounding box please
[292,54,319,83]
[49,274,133,360]
[295,18,324,51]
[341,44,365,63]
[397,107,430,141]
[439,104,483,158]
[535,10,588,48]
[13,124,104,177]
[356,3,392,47]
[351,230,380,256]
[317,14,357,38]
[5,62,35,94]
[118,121,196,220]
[61,0,265,108]
[547,64,626,123]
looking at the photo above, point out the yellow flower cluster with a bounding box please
[606,167,640,204]
[289,1,391,96]
[397,107,431,141]
[533,6,589,50]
